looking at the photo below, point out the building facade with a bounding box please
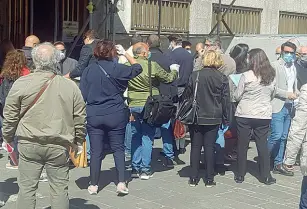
[105,0,307,36]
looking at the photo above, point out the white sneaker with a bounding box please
[116,182,129,195]
[88,185,98,195]
[39,173,48,182]
[6,162,18,170]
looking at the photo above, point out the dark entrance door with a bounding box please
[33,0,55,42]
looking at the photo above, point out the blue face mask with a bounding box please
[283,53,295,64]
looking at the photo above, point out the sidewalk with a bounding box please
[0,140,301,209]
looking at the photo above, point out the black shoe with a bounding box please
[189,178,198,187]
[205,180,216,188]
[131,169,140,178]
[173,156,185,165]
[179,148,186,155]
[215,164,226,176]
[234,175,244,183]
[273,165,294,176]
[260,176,276,185]
[164,158,175,168]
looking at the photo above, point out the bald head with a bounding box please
[276,46,281,54]
[132,42,150,58]
[298,46,307,54]
[25,35,40,48]
[32,42,60,72]
[196,43,204,53]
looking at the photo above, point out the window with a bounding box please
[131,0,191,32]
[279,11,307,34]
[212,4,262,34]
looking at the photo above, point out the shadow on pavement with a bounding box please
[0,178,19,207]
[45,198,100,209]
[75,168,117,192]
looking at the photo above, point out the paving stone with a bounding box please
[0,141,301,209]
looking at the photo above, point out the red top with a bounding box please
[20,66,30,76]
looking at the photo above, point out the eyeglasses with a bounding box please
[299,53,307,56]
[283,51,295,55]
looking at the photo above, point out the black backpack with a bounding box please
[142,59,177,127]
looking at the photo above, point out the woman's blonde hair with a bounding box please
[202,50,224,68]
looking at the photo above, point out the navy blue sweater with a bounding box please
[80,60,142,117]
[168,47,193,87]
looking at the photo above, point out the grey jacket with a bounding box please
[271,59,298,113]
[284,84,307,176]
[57,57,78,75]
[2,71,86,150]
[234,70,276,119]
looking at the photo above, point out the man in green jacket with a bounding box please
[129,42,178,180]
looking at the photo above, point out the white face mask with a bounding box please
[59,52,66,61]
[168,43,173,50]
[187,50,191,54]
[276,54,280,60]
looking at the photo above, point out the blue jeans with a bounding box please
[130,107,156,172]
[301,176,307,209]
[161,120,174,160]
[86,134,90,160]
[125,122,132,157]
[268,105,292,167]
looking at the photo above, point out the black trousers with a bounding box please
[189,124,219,181]
[236,117,271,178]
[87,109,128,185]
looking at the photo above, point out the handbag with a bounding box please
[69,141,88,168]
[176,72,200,125]
[173,119,186,140]
[142,59,177,127]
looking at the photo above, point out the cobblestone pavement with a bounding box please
[0,140,302,209]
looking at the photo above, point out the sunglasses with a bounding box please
[283,51,295,55]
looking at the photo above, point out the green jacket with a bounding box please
[128,57,178,107]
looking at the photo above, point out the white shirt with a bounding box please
[284,63,296,93]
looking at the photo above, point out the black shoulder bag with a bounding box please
[176,72,200,125]
[142,59,177,127]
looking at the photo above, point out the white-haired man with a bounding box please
[2,42,86,209]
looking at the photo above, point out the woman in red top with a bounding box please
[1,49,30,169]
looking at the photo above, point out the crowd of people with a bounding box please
[0,30,307,209]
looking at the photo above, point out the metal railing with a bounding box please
[279,11,307,34]
[212,4,262,35]
[131,0,190,33]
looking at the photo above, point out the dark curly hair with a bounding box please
[1,50,27,81]
[94,40,117,61]
[248,48,276,86]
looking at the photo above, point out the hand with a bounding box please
[130,114,135,122]
[64,73,70,79]
[70,143,83,157]
[287,92,297,100]
[115,44,126,55]
[170,64,180,72]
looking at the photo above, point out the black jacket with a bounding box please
[168,47,193,87]
[295,60,307,91]
[21,46,34,70]
[69,40,98,79]
[149,47,178,101]
[182,67,230,125]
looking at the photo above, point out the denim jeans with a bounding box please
[161,120,174,160]
[86,134,90,160]
[268,104,292,167]
[130,107,156,172]
[124,122,132,157]
[301,176,307,209]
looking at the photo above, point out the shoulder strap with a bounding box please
[148,58,152,97]
[20,74,56,118]
[193,72,200,103]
